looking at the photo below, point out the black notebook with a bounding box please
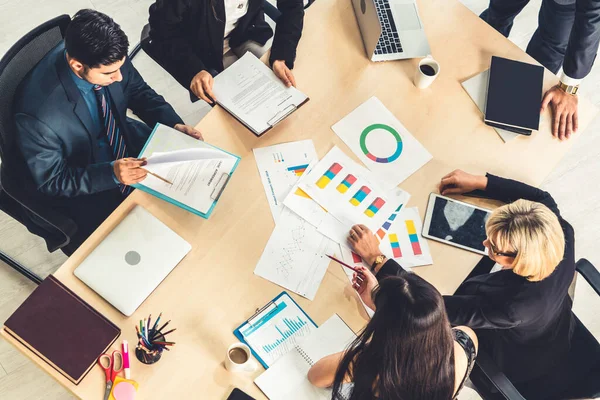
[484,56,544,135]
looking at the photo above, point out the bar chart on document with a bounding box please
[240,294,317,367]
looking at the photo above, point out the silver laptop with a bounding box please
[352,0,430,61]
[74,206,191,316]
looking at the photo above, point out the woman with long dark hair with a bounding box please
[307,265,478,399]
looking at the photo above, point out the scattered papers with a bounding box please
[461,70,519,143]
[377,207,433,268]
[254,140,317,223]
[299,146,410,238]
[254,209,337,300]
[333,97,432,189]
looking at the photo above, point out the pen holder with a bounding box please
[135,334,165,365]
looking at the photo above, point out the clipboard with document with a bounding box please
[233,292,317,369]
[133,123,240,219]
[213,53,310,136]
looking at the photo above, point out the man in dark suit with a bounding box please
[146,0,304,104]
[15,9,203,253]
[479,0,600,141]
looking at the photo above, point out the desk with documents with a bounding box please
[1,0,598,398]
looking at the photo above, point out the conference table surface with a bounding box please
[2,0,598,398]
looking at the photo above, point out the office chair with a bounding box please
[469,258,600,400]
[0,14,78,284]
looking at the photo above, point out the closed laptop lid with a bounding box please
[74,205,191,316]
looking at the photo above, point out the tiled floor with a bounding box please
[0,0,598,399]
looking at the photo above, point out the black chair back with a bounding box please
[0,15,76,253]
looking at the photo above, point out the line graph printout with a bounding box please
[254,209,337,300]
[239,294,317,367]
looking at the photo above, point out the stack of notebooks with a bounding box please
[3,275,120,384]
[484,56,544,135]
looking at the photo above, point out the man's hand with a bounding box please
[439,169,488,196]
[190,70,215,104]
[272,60,296,88]
[113,158,147,185]
[541,85,579,141]
[174,123,204,140]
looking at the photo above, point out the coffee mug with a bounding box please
[225,343,257,373]
[414,55,440,89]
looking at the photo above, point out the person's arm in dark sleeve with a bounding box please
[484,173,561,217]
[15,114,117,197]
[147,0,208,88]
[375,259,410,280]
[561,0,600,80]
[444,294,522,329]
[123,58,184,129]
[269,0,305,69]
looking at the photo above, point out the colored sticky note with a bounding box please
[109,376,139,400]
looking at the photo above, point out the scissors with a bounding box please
[98,350,123,400]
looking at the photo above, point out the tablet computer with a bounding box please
[422,193,491,255]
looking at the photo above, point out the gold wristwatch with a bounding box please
[558,81,578,95]
[371,254,387,271]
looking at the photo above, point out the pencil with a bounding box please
[151,320,171,339]
[326,254,364,274]
[152,312,162,332]
[157,328,176,338]
[142,168,173,185]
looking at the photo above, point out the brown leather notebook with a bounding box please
[3,275,120,384]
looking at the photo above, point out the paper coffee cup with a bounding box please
[414,55,440,89]
[225,343,257,373]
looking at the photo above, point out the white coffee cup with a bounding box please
[225,343,257,373]
[414,55,440,89]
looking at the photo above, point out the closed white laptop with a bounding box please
[74,205,192,316]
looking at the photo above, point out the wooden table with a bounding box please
[3,0,597,398]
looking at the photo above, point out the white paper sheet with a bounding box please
[254,209,338,300]
[213,53,309,135]
[299,146,410,237]
[377,207,433,268]
[332,97,432,189]
[461,70,519,143]
[253,140,318,223]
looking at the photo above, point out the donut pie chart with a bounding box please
[360,123,403,163]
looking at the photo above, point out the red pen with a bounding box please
[326,254,364,275]
[122,340,131,379]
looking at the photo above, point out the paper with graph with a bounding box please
[332,97,432,189]
[375,206,432,267]
[299,146,410,238]
[254,140,317,223]
[254,209,337,300]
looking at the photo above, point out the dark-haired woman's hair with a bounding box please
[332,273,455,400]
[65,9,129,68]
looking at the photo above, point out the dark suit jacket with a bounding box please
[14,41,183,198]
[378,174,575,384]
[561,0,600,79]
[146,0,304,90]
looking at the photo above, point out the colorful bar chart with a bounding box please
[365,197,386,217]
[272,152,284,163]
[336,174,357,194]
[294,187,312,199]
[316,163,342,189]
[262,317,308,353]
[405,220,423,255]
[389,233,402,258]
[349,186,371,206]
[287,164,309,177]
[376,228,386,239]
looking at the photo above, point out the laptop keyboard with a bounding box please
[374,0,403,55]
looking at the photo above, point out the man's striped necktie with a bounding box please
[93,85,131,195]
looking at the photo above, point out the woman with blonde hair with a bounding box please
[348,171,574,398]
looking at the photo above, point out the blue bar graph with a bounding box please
[262,317,308,354]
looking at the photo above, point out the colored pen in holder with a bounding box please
[135,313,176,365]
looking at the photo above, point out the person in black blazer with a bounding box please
[14,9,202,253]
[480,0,600,141]
[346,170,575,398]
[146,0,304,104]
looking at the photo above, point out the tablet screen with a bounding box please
[426,196,490,253]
